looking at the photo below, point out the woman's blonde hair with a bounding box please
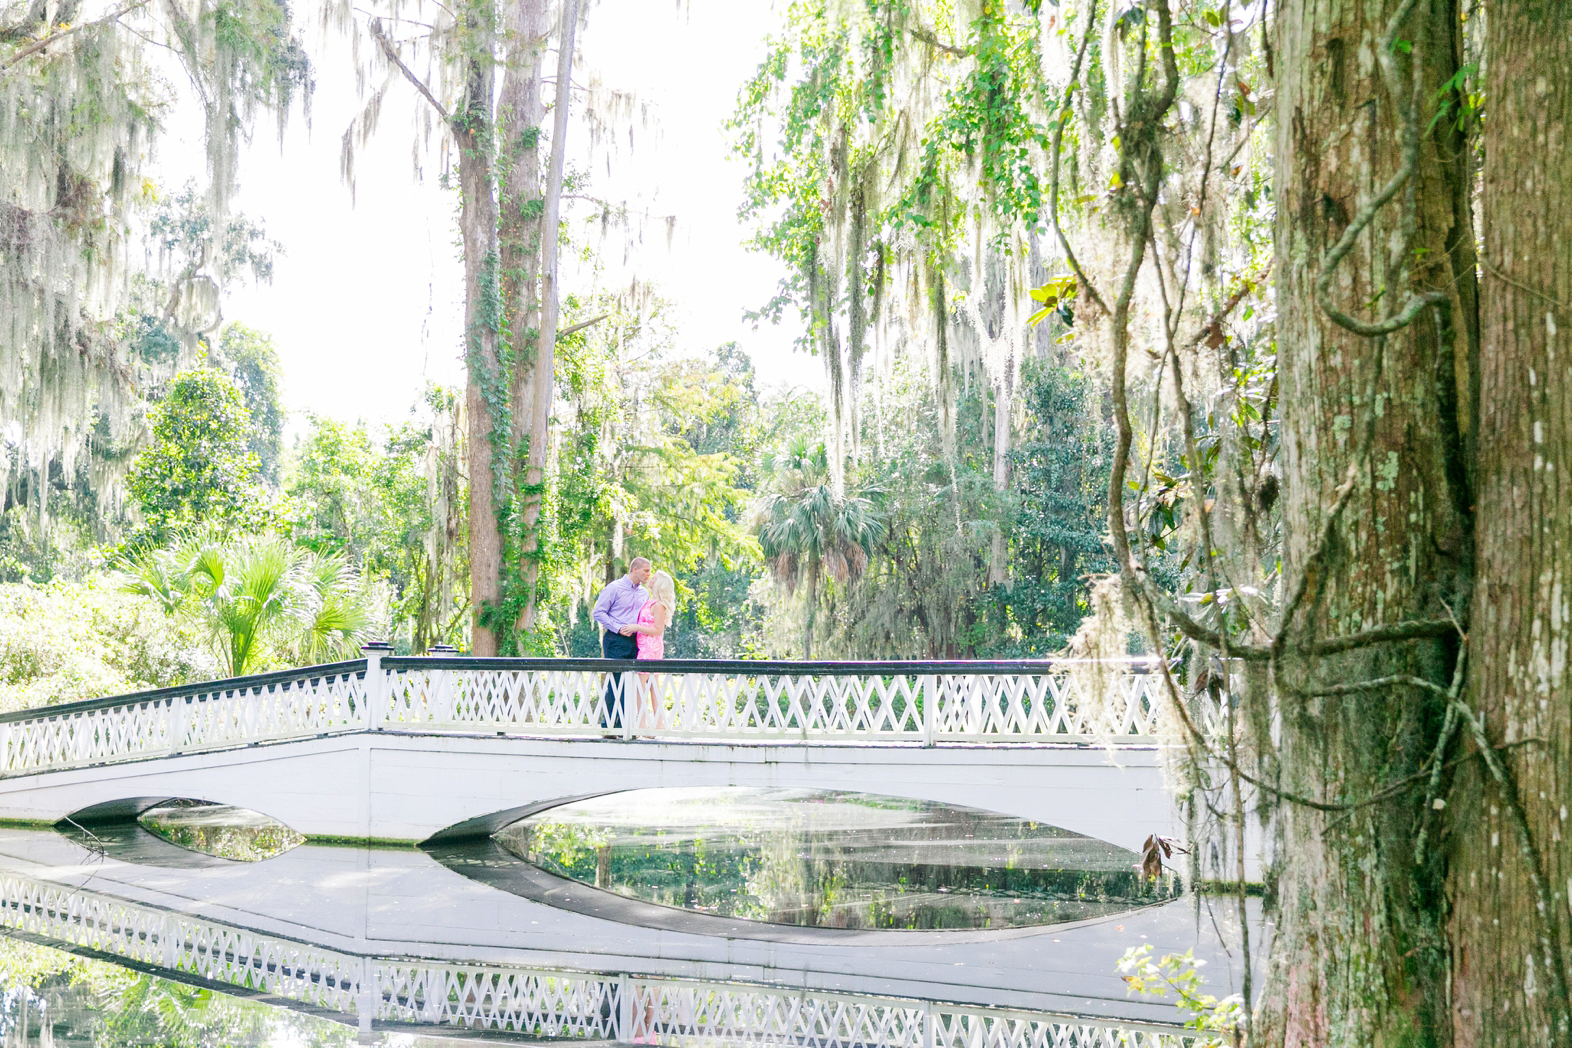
[648,570,677,616]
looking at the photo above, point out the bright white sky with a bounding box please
[200,0,824,430]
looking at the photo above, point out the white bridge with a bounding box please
[0,652,1202,851]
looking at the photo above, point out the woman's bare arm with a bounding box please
[632,605,671,634]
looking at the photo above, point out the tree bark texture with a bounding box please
[1450,3,1572,1043]
[456,42,504,656]
[499,0,550,641]
[1267,0,1476,1043]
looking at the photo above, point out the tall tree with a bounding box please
[1,0,303,542]
[756,437,883,658]
[508,0,580,638]
[496,0,550,636]
[370,0,506,653]
[366,0,585,652]
[1265,0,1477,1042]
[1450,2,1572,1042]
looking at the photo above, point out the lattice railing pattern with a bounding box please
[385,667,611,732]
[382,660,1198,745]
[175,672,365,754]
[0,657,1215,778]
[376,962,619,1038]
[0,663,366,778]
[0,873,1190,1046]
[626,979,929,1046]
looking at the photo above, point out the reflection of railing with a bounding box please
[0,655,1210,777]
[0,872,1189,1046]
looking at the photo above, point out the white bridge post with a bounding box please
[921,676,936,747]
[617,972,633,1041]
[164,696,186,757]
[620,671,636,740]
[362,642,392,732]
[356,954,376,1043]
[161,912,177,969]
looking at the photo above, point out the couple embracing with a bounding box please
[591,556,674,730]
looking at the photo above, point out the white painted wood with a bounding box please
[0,732,1179,851]
[0,662,1210,780]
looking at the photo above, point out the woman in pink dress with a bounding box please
[630,570,675,731]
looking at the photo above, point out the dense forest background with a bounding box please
[0,282,1116,703]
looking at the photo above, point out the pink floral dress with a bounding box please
[635,600,664,659]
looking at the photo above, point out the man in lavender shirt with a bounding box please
[592,557,651,728]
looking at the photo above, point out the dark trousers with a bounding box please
[601,630,636,729]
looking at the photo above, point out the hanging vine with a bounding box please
[0,0,307,552]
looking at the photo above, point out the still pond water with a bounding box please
[493,787,1178,931]
[0,787,1215,1046]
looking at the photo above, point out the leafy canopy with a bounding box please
[125,368,267,544]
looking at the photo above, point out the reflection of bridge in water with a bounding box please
[0,653,1206,851]
[0,654,1247,1044]
[0,827,1247,1044]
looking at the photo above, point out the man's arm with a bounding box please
[590,581,621,632]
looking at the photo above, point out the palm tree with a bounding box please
[754,438,884,658]
[122,533,374,677]
[183,535,297,677]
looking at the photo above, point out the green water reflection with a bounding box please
[0,937,352,1047]
[496,787,1180,931]
[139,802,305,862]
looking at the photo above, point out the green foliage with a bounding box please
[128,315,185,365]
[119,532,374,677]
[149,182,282,290]
[908,1,1051,229]
[539,305,765,657]
[0,939,353,1046]
[794,358,1108,659]
[212,323,285,483]
[997,360,1115,652]
[1026,274,1077,328]
[0,576,213,711]
[282,389,467,653]
[756,436,885,658]
[1117,944,1244,1046]
[125,368,268,544]
[1,0,309,576]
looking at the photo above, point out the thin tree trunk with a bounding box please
[846,170,867,470]
[804,565,817,659]
[1266,0,1475,1043]
[516,0,579,631]
[1450,4,1572,1043]
[456,36,503,656]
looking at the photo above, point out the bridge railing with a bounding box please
[379,656,1189,744]
[0,656,1216,777]
[0,660,369,778]
[0,870,1192,1046]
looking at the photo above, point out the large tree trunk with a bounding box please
[516,0,579,632]
[1266,0,1476,1043]
[1449,3,1572,1043]
[499,0,551,644]
[456,41,504,656]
